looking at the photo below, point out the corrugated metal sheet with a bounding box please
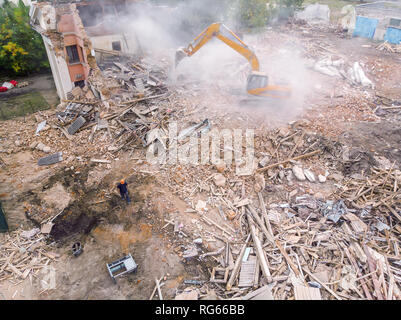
[384,27,401,44]
[356,1,401,16]
[353,16,378,38]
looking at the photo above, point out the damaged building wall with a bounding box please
[56,7,90,86]
[29,1,140,100]
[77,0,140,55]
[42,35,73,100]
[30,2,92,99]
[87,32,139,56]
[30,3,73,100]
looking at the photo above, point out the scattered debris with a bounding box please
[72,242,83,257]
[0,229,59,282]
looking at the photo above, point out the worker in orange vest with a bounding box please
[117,179,131,203]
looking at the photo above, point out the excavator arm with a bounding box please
[175,22,291,99]
[175,22,260,71]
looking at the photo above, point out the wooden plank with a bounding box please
[364,245,384,300]
[149,275,164,300]
[7,263,23,277]
[90,159,111,164]
[226,234,250,291]
[250,222,272,283]
[343,246,373,300]
[258,192,274,238]
[155,278,163,300]
[344,213,368,233]
[302,267,342,300]
[257,149,321,173]
[275,240,300,277]
[247,206,274,244]
[201,215,235,238]
[238,256,257,287]
[242,285,274,300]
[294,285,322,300]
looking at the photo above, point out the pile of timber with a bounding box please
[0,229,59,284]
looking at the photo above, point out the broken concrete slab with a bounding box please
[41,222,54,234]
[70,86,83,98]
[38,152,63,166]
[292,165,306,181]
[183,246,198,259]
[242,284,274,300]
[35,121,47,135]
[67,116,86,135]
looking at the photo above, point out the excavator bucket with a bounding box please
[175,47,188,68]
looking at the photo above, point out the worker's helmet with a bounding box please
[120,179,125,184]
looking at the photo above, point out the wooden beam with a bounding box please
[275,240,300,277]
[250,222,272,283]
[247,205,274,244]
[256,149,321,173]
[226,234,250,291]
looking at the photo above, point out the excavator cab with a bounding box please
[246,72,268,91]
[247,71,291,99]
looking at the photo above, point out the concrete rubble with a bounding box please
[1,3,401,301]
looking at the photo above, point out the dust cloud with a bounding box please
[105,1,315,121]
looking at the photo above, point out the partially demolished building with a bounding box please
[29,0,139,100]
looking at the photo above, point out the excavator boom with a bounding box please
[175,22,291,99]
[175,22,260,71]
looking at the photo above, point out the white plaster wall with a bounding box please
[90,34,139,54]
[38,4,57,31]
[42,36,73,100]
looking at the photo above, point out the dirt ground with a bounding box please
[1,22,401,300]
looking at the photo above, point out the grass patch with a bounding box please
[0,91,50,120]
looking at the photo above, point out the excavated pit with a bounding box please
[49,171,156,240]
[18,162,158,241]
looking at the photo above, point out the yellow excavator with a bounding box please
[175,22,291,99]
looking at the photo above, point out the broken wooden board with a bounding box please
[344,213,368,233]
[294,285,322,300]
[242,285,274,300]
[238,255,257,287]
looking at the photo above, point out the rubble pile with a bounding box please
[2,12,401,300]
[0,229,59,288]
[156,125,401,300]
[9,55,173,169]
[376,42,401,54]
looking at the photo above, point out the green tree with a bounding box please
[269,0,304,21]
[231,0,269,30]
[0,0,49,75]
